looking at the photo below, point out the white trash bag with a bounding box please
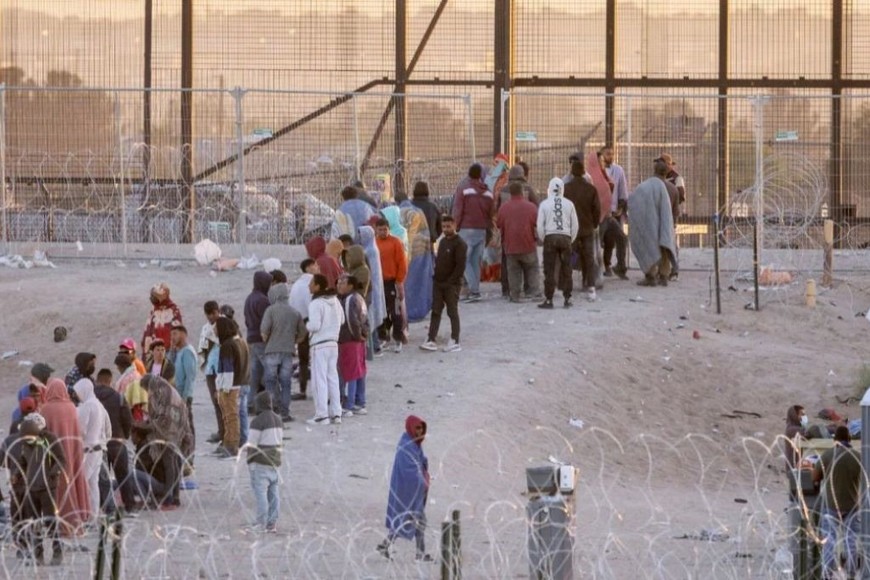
[194,239,222,266]
[262,258,282,273]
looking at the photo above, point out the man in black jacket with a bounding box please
[420,215,467,353]
[93,368,137,511]
[563,160,601,297]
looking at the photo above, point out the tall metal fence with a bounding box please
[2,86,870,260]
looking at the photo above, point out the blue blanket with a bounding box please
[385,432,429,538]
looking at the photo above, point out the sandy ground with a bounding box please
[0,247,868,579]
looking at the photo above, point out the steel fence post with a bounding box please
[467,94,476,162]
[0,83,7,253]
[233,87,247,257]
[352,93,362,182]
[114,91,128,257]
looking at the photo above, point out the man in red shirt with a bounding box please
[497,182,541,302]
[375,218,409,353]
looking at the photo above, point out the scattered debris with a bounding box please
[733,410,762,418]
[675,323,685,329]
[32,251,56,268]
[692,330,701,339]
[53,326,68,343]
[568,418,584,429]
[675,529,730,542]
[547,455,565,466]
[213,258,240,271]
[0,255,33,269]
[162,261,184,271]
[528,378,535,384]
[394,383,403,389]
[237,255,261,270]
[262,258,282,273]
[662,365,674,372]
[348,474,370,480]
[734,552,753,559]
[1,351,18,360]
[759,266,793,286]
[406,399,415,405]
[679,315,689,320]
[629,296,645,303]
[734,498,748,504]
[728,285,738,292]
[194,239,222,266]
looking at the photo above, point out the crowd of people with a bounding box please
[1,145,688,565]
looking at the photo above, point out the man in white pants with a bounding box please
[73,378,111,520]
[305,273,345,425]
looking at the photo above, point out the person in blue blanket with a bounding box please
[377,415,432,561]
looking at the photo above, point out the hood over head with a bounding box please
[268,283,289,305]
[547,177,565,199]
[405,414,427,446]
[19,397,37,415]
[215,316,238,343]
[305,236,327,259]
[345,245,366,270]
[75,352,96,375]
[253,271,273,294]
[255,390,275,414]
[358,225,375,247]
[45,378,71,403]
[508,164,526,181]
[326,239,344,260]
[73,378,95,403]
[150,282,170,302]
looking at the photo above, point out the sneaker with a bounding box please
[669,272,679,281]
[207,433,221,444]
[265,524,277,534]
[214,447,237,460]
[393,342,403,354]
[603,267,613,277]
[306,416,330,426]
[466,293,482,303]
[373,349,385,358]
[376,541,393,560]
[290,393,307,401]
[637,276,657,287]
[563,297,573,308]
[416,553,434,562]
[420,340,438,351]
[614,266,629,280]
[443,340,462,353]
[341,409,354,418]
[537,299,554,309]
[330,416,342,425]
[49,551,62,566]
[657,276,668,287]
[281,414,295,423]
[352,406,368,416]
[240,523,266,534]
[586,288,597,302]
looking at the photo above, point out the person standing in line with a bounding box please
[146,339,175,384]
[537,177,579,309]
[170,325,198,452]
[359,226,388,357]
[497,164,539,298]
[377,415,431,562]
[18,413,66,566]
[814,426,862,579]
[199,301,224,445]
[244,271,273,398]
[337,275,369,417]
[289,259,318,400]
[420,215,466,352]
[245,391,283,534]
[375,217,409,353]
[600,145,629,279]
[260,282,307,422]
[72,379,110,521]
[93,368,137,512]
[452,163,495,303]
[214,317,250,459]
[305,274,345,426]
[332,185,376,243]
[411,181,442,249]
[628,159,677,287]
[118,339,147,376]
[659,152,685,281]
[497,182,541,303]
[563,160,601,300]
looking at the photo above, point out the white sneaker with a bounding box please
[306,416,330,426]
[394,342,403,353]
[586,288,597,302]
[352,406,368,416]
[419,340,438,351]
[443,340,462,353]
[330,416,342,425]
[341,409,354,418]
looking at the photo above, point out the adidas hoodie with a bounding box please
[536,177,579,241]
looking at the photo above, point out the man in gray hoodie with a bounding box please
[260,283,307,422]
[536,177,579,309]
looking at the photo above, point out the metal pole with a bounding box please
[115,92,128,257]
[493,0,512,157]
[143,0,153,205]
[713,212,722,314]
[394,0,407,200]
[467,94,477,162]
[0,83,7,253]
[753,216,760,312]
[440,520,451,580]
[451,509,462,580]
[181,0,194,243]
[752,96,764,259]
[499,89,508,157]
[110,515,123,579]
[861,386,870,580]
[94,516,107,580]
[625,95,632,270]
[351,94,362,182]
[233,87,247,257]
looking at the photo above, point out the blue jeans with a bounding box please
[821,508,860,577]
[249,342,266,393]
[262,352,293,416]
[459,228,486,295]
[344,377,366,410]
[132,469,166,503]
[249,463,280,527]
[239,385,250,448]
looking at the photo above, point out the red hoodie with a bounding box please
[305,236,342,289]
[452,176,495,230]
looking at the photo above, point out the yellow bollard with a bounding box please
[805,278,817,308]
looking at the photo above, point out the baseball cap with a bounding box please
[119,338,136,351]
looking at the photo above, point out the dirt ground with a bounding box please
[0,246,868,579]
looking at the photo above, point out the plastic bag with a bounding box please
[194,239,222,266]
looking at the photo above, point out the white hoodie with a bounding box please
[306,292,345,345]
[73,379,111,449]
[537,177,579,240]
